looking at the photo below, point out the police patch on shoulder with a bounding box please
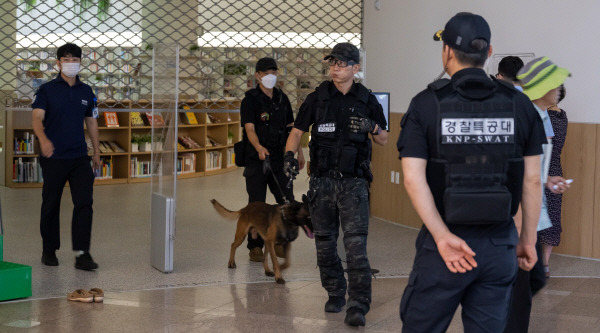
[441,118,514,144]
[317,122,335,133]
[82,99,88,106]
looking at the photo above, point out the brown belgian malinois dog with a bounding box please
[211,197,314,284]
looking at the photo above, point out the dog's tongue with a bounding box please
[303,226,315,239]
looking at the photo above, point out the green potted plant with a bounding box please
[131,134,143,152]
[139,133,152,152]
[26,62,42,78]
[20,0,112,22]
[227,131,234,145]
[92,74,103,85]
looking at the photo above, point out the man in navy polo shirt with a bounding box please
[32,43,101,270]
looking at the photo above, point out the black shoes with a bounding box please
[324,296,346,313]
[75,252,99,271]
[344,307,366,326]
[42,250,98,270]
[41,251,59,266]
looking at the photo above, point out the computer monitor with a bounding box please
[372,92,390,132]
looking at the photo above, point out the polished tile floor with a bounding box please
[1,164,600,332]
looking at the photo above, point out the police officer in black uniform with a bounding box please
[284,43,388,327]
[397,13,546,332]
[240,57,305,261]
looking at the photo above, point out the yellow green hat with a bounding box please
[516,56,570,100]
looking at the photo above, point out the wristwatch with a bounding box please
[372,124,382,135]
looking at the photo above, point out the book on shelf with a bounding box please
[177,136,201,149]
[206,113,220,123]
[13,157,43,183]
[107,141,126,153]
[130,157,152,178]
[96,140,125,154]
[181,112,198,125]
[98,141,112,153]
[177,152,196,174]
[272,50,285,60]
[14,131,35,155]
[130,112,145,126]
[121,64,133,73]
[227,148,235,167]
[93,156,113,180]
[103,111,119,127]
[32,78,44,89]
[145,112,166,126]
[206,136,220,147]
[87,50,100,61]
[12,157,43,183]
[206,151,222,171]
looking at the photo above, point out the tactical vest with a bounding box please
[425,75,524,225]
[243,88,289,159]
[309,81,372,179]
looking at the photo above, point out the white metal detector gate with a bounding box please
[149,43,179,273]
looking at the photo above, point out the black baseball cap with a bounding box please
[324,42,360,63]
[255,57,278,72]
[433,12,491,54]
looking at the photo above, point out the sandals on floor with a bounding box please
[89,288,104,302]
[67,289,94,303]
[67,288,104,303]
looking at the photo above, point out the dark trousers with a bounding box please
[308,177,371,314]
[40,156,94,252]
[400,226,518,333]
[243,160,294,249]
[504,242,546,333]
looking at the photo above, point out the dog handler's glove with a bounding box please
[348,116,377,134]
[283,151,299,178]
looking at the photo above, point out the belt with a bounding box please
[316,169,360,180]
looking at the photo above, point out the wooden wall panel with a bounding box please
[370,118,600,259]
[370,113,421,228]
[555,123,597,257]
[594,126,600,258]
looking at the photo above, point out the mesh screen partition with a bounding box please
[1,0,363,110]
[0,0,363,187]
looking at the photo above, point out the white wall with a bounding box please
[363,0,600,123]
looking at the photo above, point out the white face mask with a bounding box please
[261,74,277,89]
[61,62,81,78]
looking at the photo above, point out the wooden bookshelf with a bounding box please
[5,99,241,188]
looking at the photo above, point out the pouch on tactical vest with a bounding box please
[428,75,523,225]
[309,81,372,179]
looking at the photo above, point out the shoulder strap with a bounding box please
[355,83,370,104]
[428,78,451,91]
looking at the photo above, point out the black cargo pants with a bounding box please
[307,176,371,314]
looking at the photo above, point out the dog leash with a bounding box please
[263,156,291,204]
